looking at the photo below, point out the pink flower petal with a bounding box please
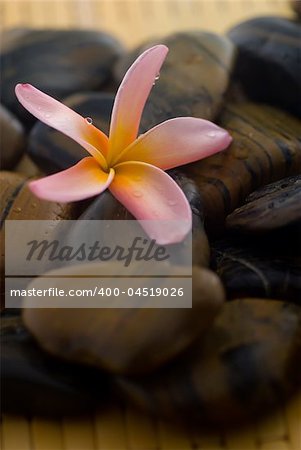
[109,161,191,244]
[108,45,168,164]
[114,117,232,168]
[15,84,109,168]
[29,157,114,202]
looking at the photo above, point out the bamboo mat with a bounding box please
[1,396,301,450]
[1,1,301,449]
[0,0,293,48]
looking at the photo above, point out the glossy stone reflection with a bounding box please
[0,29,123,125]
[183,102,301,233]
[0,171,80,309]
[228,17,301,118]
[211,234,301,304]
[226,175,301,233]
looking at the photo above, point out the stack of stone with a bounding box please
[1,8,301,425]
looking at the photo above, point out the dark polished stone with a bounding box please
[27,93,114,174]
[23,265,225,375]
[1,315,108,416]
[0,104,25,169]
[0,171,80,310]
[0,29,123,125]
[115,299,301,425]
[226,175,301,233]
[228,17,301,118]
[183,102,301,234]
[211,234,301,304]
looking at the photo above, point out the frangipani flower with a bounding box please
[15,45,231,244]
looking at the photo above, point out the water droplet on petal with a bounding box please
[133,191,143,198]
[206,131,217,138]
[44,113,51,119]
[37,106,42,111]
[85,117,93,125]
[14,207,22,213]
[153,72,160,85]
[167,200,177,206]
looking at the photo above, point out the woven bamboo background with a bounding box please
[0,0,293,48]
[1,397,301,450]
[1,0,301,449]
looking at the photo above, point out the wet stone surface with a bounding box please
[1,314,108,416]
[0,171,80,309]
[115,299,301,425]
[23,265,225,375]
[211,233,301,304]
[228,17,301,118]
[183,102,301,234]
[0,171,77,225]
[0,104,25,169]
[27,92,114,174]
[115,31,235,129]
[0,29,123,125]
[226,175,301,233]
